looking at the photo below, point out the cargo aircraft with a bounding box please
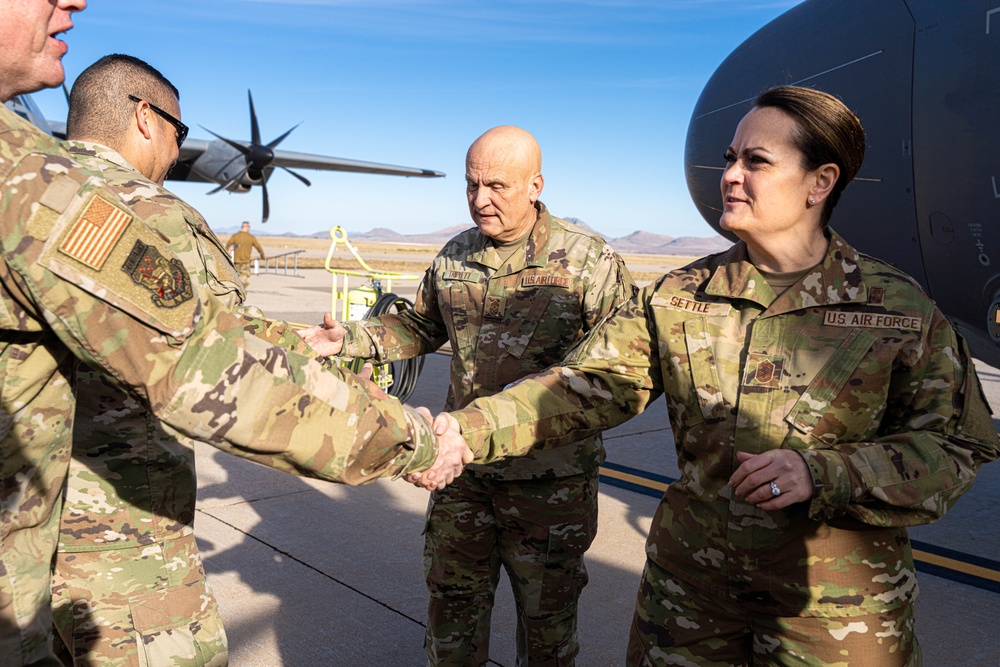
[6,90,445,223]
[685,0,1000,368]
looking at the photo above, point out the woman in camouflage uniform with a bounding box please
[449,86,999,666]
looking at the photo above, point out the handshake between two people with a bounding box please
[298,314,474,492]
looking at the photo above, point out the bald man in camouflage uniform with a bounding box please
[48,54,303,666]
[302,126,635,665]
[449,229,999,665]
[0,5,470,666]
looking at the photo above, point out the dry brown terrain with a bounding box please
[254,235,699,284]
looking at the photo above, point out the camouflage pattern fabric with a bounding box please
[341,205,635,664]
[0,102,437,666]
[342,204,636,479]
[235,262,252,288]
[452,230,999,659]
[627,557,921,666]
[52,534,227,667]
[49,141,247,666]
[425,470,598,667]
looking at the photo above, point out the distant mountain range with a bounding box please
[216,218,733,256]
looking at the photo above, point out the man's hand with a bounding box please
[297,312,346,356]
[356,362,388,400]
[408,410,473,491]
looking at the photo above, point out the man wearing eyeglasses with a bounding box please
[52,54,240,666]
[0,5,472,666]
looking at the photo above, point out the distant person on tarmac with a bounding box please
[226,220,266,286]
[300,125,636,665]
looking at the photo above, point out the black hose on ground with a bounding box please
[354,292,425,403]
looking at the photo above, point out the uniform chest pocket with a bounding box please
[681,317,727,424]
[443,282,476,352]
[784,328,879,446]
[502,290,554,360]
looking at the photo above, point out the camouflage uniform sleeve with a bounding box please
[341,266,449,361]
[452,289,662,463]
[801,309,999,526]
[239,312,316,357]
[2,154,438,484]
[582,243,637,330]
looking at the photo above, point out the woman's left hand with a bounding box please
[729,450,814,510]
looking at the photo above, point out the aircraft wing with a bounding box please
[168,139,444,183]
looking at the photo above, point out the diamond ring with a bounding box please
[770,481,781,497]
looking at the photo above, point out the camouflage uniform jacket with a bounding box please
[58,140,250,554]
[0,103,435,664]
[453,230,999,616]
[342,203,635,479]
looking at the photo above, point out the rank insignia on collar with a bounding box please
[122,240,194,308]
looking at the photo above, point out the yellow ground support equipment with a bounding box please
[324,226,425,401]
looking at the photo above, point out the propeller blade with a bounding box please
[278,165,311,187]
[265,122,302,150]
[260,176,270,223]
[207,166,249,195]
[248,90,261,147]
[199,125,251,156]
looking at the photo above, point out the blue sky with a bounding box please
[33,0,802,239]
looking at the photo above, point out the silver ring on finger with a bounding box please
[770,481,781,497]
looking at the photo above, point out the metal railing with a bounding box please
[258,249,306,278]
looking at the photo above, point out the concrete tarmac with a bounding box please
[196,269,1000,666]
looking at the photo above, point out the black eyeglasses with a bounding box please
[128,95,188,148]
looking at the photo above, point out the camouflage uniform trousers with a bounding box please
[51,533,227,667]
[235,262,252,288]
[626,557,922,667]
[424,468,599,666]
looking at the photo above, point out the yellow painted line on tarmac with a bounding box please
[599,466,668,492]
[912,549,1000,583]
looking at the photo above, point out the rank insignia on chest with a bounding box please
[484,295,506,319]
[867,286,885,306]
[122,240,194,308]
[743,353,784,390]
[58,193,133,271]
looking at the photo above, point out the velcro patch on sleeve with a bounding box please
[39,177,198,339]
[122,240,194,308]
[58,193,132,270]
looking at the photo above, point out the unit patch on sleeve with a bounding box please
[58,193,133,270]
[122,240,194,308]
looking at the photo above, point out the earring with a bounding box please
[809,197,816,204]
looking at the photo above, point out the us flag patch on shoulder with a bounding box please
[58,193,133,270]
